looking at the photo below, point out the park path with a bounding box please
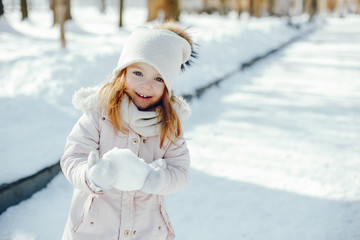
[180,15,360,240]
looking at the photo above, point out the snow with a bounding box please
[1,1,360,239]
[0,1,313,184]
[89,148,152,191]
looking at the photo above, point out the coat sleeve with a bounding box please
[141,138,190,195]
[60,110,101,194]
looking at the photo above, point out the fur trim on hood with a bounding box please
[72,86,102,112]
[72,86,192,120]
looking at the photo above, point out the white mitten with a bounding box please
[87,151,117,191]
[141,159,167,194]
[102,148,152,191]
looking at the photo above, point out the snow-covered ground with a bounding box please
[0,1,312,185]
[1,1,360,239]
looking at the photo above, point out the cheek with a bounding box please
[155,85,165,98]
[124,78,133,90]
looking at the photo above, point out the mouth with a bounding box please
[135,92,152,99]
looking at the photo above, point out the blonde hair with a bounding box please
[99,69,182,148]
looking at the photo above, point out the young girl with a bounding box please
[61,22,196,240]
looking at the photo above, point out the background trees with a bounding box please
[1,0,359,48]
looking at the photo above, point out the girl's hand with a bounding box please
[99,148,151,191]
[88,148,152,191]
[87,151,117,191]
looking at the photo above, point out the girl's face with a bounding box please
[125,62,166,111]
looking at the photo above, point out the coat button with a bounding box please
[133,230,136,235]
[142,138,146,144]
[168,222,172,228]
[132,139,138,145]
[90,221,94,226]
[124,230,130,236]
[158,226,162,230]
[102,117,105,120]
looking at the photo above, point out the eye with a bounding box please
[133,71,142,76]
[155,77,164,82]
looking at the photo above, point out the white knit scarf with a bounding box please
[72,87,191,137]
[119,95,162,137]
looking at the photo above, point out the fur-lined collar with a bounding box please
[72,86,192,120]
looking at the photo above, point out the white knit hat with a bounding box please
[112,26,192,96]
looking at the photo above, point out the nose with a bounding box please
[140,78,153,90]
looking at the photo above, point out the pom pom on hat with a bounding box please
[154,22,197,71]
[112,22,197,96]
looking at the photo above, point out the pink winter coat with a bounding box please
[61,88,190,240]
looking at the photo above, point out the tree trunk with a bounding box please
[254,0,261,17]
[147,0,180,22]
[201,0,210,13]
[119,0,123,27]
[54,0,67,48]
[65,0,72,20]
[21,0,28,21]
[249,0,254,15]
[50,0,56,26]
[147,0,163,21]
[250,0,261,17]
[202,0,208,8]
[268,0,274,15]
[100,0,106,13]
[304,0,311,14]
[304,0,317,18]
[310,0,317,18]
[219,0,227,15]
[60,20,66,48]
[235,0,243,18]
[0,0,4,17]
[356,0,360,13]
[164,0,180,21]
[326,0,337,11]
[51,0,71,26]
[303,0,307,13]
